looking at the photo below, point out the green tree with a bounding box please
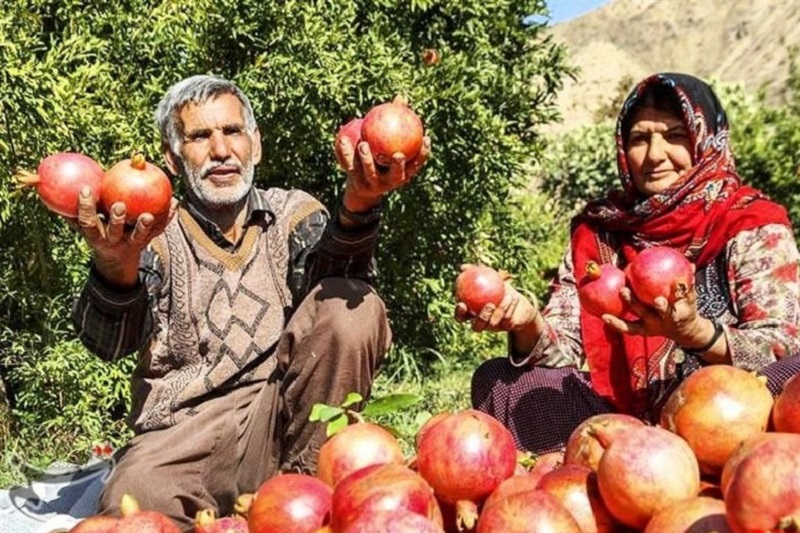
[0,0,570,478]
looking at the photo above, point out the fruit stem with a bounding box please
[131,152,146,170]
[585,261,602,280]
[119,493,141,517]
[778,515,800,531]
[14,170,40,188]
[455,499,479,531]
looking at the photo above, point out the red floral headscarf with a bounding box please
[570,73,790,416]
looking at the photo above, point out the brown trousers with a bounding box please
[98,278,391,529]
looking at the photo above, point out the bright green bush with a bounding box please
[0,0,570,478]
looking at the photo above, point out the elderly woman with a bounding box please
[462,72,800,454]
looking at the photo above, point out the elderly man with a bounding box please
[72,74,430,526]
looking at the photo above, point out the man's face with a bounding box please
[626,106,693,197]
[168,93,261,208]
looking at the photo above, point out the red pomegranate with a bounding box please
[482,471,545,512]
[477,490,582,533]
[526,450,564,483]
[16,152,105,218]
[113,494,182,533]
[563,413,645,472]
[341,509,444,533]
[360,101,424,167]
[416,410,516,530]
[773,373,800,434]
[248,473,332,533]
[101,153,173,225]
[626,246,694,306]
[536,465,617,533]
[577,261,630,317]
[194,509,248,533]
[68,515,119,533]
[719,433,775,497]
[596,425,700,529]
[454,266,506,316]
[724,432,800,533]
[660,365,773,475]
[317,422,405,488]
[330,463,441,533]
[644,496,731,533]
[336,117,364,152]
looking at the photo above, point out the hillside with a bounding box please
[547,0,800,132]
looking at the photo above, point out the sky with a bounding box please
[536,0,611,24]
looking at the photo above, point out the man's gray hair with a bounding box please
[154,75,257,155]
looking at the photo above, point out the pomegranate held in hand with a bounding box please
[16,152,105,218]
[361,101,424,167]
[101,153,172,225]
[577,261,630,317]
[626,246,694,306]
[455,265,505,316]
[335,118,364,169]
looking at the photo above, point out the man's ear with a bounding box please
[164,147,180,176]
[251,127,262,166]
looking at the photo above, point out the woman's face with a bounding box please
[625,106,693,197]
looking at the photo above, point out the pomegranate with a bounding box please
[644,496,731,533]
[68,515,119,533]
[317,421,405,488]
[596,425,700,529]
[361,101,424,167]
[101,153,173,225]
[773,373,800,434]
[416,409,517,530]
[16,152,105,218]
[341,510,444,533]
[248,473,332,533]
[482,472,546,512]
[194,509,248,533]
[626,246,694,305]
[563,413,645,472]
[113,494,182,533]
[536,465,617,533]
[415,412,451,451]
[577,261,630,317]
[526,450,565,483]
[477,490,582,533]
[660,365,773,475]
[330,463,441,533]
[335,117,364,171]
[724,432,800,533]
[454,266,506,316]
[719,433,774,496]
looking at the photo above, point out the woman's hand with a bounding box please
[602,286,714,348]
[72,186,177,289]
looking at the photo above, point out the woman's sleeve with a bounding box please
[725,223,800,369]
[510,243,586,369]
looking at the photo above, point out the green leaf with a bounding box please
[362,393,423,417]
[309,404,344,423]
[340,392,363,408]
[326,414,349,437]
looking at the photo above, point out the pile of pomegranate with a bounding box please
[68,371,800,532]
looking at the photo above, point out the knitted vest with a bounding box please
[129,188,323,432]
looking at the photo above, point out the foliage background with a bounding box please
[0,0,573,483]
[2,0,799,488]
